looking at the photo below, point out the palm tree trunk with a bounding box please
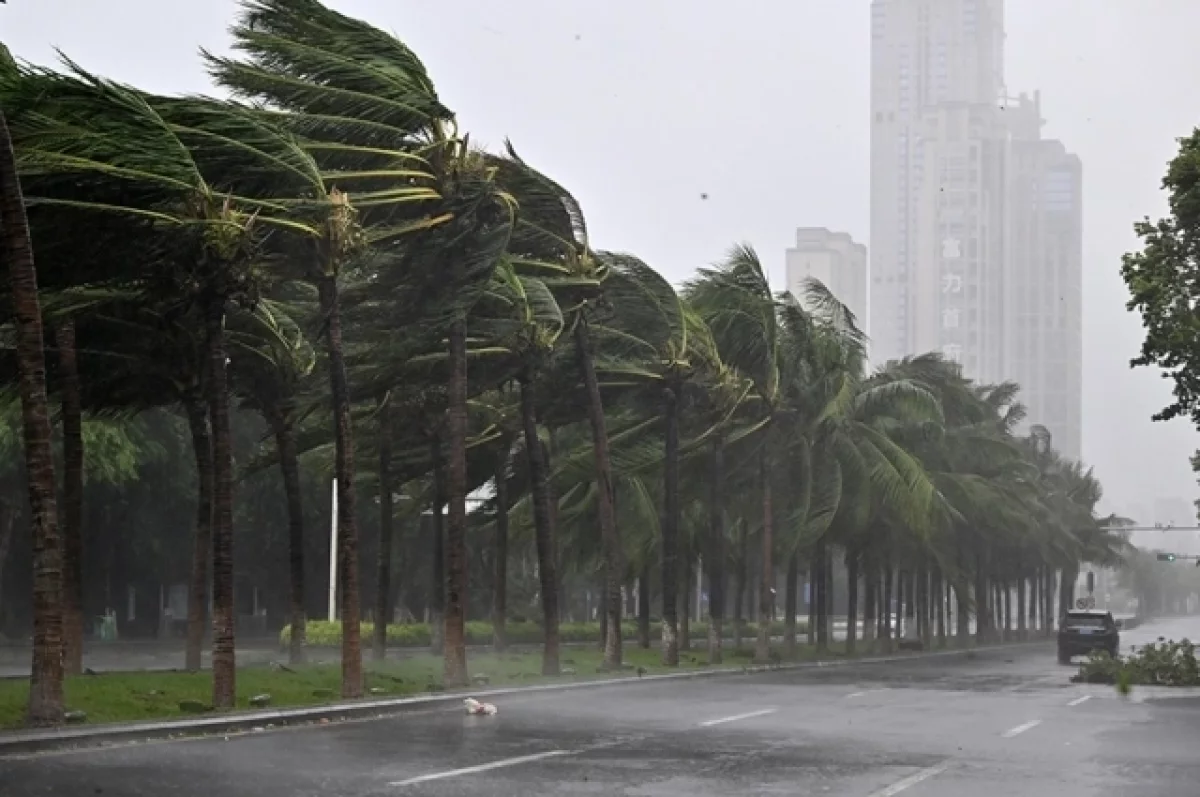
[784,550,799,658]
[955,579,971,644]
[1029,573,1039,634]
[815,538,829,651]
[807,558,817,645]
[372,403,393,662]
[1015,572,1026,640]
[705,436,725,665]
[678,555,691,652]
[825,545,835,637]
[518,377,559,675]
[184,397,213,673]
[491,442,510,653]
[443,314,469,688]
[428,434,445,656]
[574,319,623,670]
[881,560,894,652]
[2,111,64,725]
[546,429,566,626]
[599,590,608,647]
[55,321,85,676]
[270,408,308,666]
[637,562,651,649]
[916,568,928,645]
[933,566,946,647]
[1059,563,1078,619]
[0,500,15,629]
[954,532,970,645]
[733,527,747,650]
[755,447,773,664]
[318,277,362,699]
[1044,568,1055,635]
[973,551,989,644]
[901,570,912,640]
[204,295,237,709]
[660,386,680,666]
[862,557,876,650]
[998,578,1008,643]
[845,551,859,655]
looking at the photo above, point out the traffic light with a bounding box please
[1158,552,1177,562]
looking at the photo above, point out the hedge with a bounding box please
[280,619,809,648]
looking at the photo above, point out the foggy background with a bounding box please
[3,0,1196,521]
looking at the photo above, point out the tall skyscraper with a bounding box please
[869,0,1008,379]
[784,228,868,330]
[1006,92,1083,459]
[869,0,1083,458]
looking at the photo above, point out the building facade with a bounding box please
[869,0,1007,377]
[869,0,1082,458]
[784,228,868,330]
[1005,92,1083,458]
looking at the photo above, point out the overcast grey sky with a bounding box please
[3,0,1198,519]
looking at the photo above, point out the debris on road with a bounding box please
[464,698,497,716]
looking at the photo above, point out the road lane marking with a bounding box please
[868,763,950,796]
[388,750,574,786]
[847,689,884,699]
[1068,695,1092,707]
[698,708,778,727]
[1001,719,1042,738]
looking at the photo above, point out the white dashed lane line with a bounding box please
[1068,695,1092,707]
[698,708,779,727]
[389,750,575,786]
[867,763,951,796]
[1001,719,1042,738]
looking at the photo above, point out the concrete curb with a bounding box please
[0,639,1051,756]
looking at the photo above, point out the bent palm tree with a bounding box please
[0,108,63,726]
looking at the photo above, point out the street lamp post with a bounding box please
[328,478,338,622]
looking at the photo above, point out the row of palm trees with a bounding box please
[0,0,1123,726]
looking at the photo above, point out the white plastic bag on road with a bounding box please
[464,697,497,716]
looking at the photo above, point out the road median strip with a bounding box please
[0,639,1051,755]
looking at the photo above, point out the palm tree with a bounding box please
[3,57,364,704]
[0,109,64,725]
[488,145,614,670]
[483,264,567,673]
[228,297,318,665]
[685,245,781,663]
[214,0,519,689]
[592,252,723,665]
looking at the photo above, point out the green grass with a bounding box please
[282,619,808,648]
[0,641,844,730]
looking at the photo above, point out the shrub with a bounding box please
[1073,639,1200,687]
[280,618,809,648]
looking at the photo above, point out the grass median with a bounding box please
[0,642,846,730]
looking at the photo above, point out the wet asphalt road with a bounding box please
[5,617,1200,796]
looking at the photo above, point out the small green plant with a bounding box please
[1072,638,1200,690]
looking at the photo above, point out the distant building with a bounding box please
[1005,92,1083,459]
[869,0,1009,380]
[869,0,1084,459]
[784,228,868,332]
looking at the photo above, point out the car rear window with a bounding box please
[1065,615,1107,628]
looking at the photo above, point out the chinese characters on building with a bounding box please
[940,238,963,364]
